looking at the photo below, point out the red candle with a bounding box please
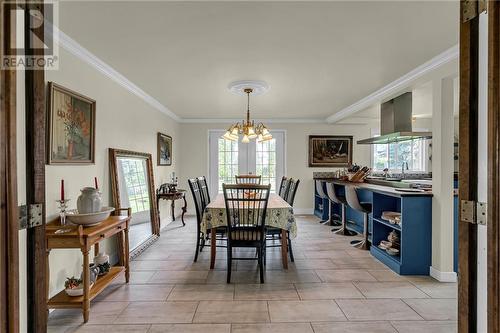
[94,177,98,190]
[60,179,65,201]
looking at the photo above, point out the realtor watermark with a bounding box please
[2,0,59,70]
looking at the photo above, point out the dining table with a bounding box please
[201,193,297,269]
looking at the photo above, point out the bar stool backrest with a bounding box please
[326,182,342,204]
[315,180,327,199]
[345,185,371,213]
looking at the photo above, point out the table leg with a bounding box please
[281,229,288,269]
[171,200,176,221]
[82,249,90,323]
[210,228,216,269]
[94,242,100,257]
[181,195,187,226]
[124,225,130,283]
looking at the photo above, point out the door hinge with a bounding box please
[461,200,487,225]
[19,203,43,230]
[462,0,487,23]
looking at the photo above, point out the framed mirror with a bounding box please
[109,149,159,256]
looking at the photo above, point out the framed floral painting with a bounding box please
[157,132,172,166]
[47,82,96,164]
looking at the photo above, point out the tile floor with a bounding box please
[48,215,458,333]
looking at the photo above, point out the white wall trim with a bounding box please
[180,118,325,124]
[294,208,314,215]
[429,266,457,282]
[326,45,459,124]
[49,23,181,122]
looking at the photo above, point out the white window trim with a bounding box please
[207,129,287,197]
[370,128,430,173]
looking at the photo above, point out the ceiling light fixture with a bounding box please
[222,82,272,143]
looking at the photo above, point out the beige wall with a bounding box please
[44,48,180,297]
[178,122,374,213]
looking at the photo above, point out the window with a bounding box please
[118,158,150,213]
[217,138,239,192]
[256,139,277,192]
[209,130,285,197]
[372,139,428,172]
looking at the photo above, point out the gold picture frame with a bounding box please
[47,82,96,164]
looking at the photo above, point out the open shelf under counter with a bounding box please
[370,192,432,275]
[372,216,401,231]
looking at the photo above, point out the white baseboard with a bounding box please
[429,266,457,282]
[293,208,314,215]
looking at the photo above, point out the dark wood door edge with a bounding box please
[0,2,20,332]
[488,1,500,332]
[24,2,47,332]
[458,1,480,332]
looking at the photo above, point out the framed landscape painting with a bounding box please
[157,132,172,166]
[47,82,96,164]
[308,135,353,167]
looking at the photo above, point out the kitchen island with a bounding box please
[317,178,433,275]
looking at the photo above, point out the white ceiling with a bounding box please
[58,1,459,120]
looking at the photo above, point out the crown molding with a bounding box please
[49,23,181,122]
[179,118,326,124]
[326,45,459,124]
[49,23,458,126]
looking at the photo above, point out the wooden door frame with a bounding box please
[458,1,480,332]
[488,1,500,331]
[0,1,19,332]
[24,2,47,332]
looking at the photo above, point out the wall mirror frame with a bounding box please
[109,148,159,257]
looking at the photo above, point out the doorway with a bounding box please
[208,130,285,197]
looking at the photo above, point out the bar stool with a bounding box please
[315,180,341,226]
[325,182,357,236]
[345,185,372,250]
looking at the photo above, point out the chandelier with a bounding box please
[222,87,272,143]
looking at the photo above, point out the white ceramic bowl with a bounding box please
[66,207,115,226]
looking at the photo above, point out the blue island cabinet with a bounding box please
[370,192,432,275]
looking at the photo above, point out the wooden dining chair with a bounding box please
[235,174,262,185]
[197,176,210,209]
[278,176,290,199]
[188,178,226,262]
[266,178,300,262]
[223,183,271,283]
[285,178,300,206]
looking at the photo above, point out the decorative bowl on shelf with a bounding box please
[65,283,94,297]
[386,248,400,256]
[66,207,115,226]
[381,211,401,225]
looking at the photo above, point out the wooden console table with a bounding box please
[156,189,187,226]
[46,208,131,323]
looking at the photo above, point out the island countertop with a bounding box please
[326,179,433,197]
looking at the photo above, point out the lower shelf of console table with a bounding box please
[46,210,131,323]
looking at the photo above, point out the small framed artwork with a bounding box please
[157,132,172,166]
[47,82,96,164]
[308,135,353,167]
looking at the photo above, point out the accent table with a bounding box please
[45,208,131,323]
[156,189,187,226]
